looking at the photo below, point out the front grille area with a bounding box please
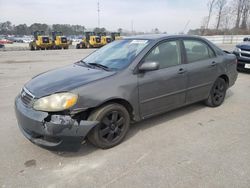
[61,37,67,43]
[21,88,35,106]
[107,38,111,43]
[241,52,250,58]
[96,37,101,43]
[239,48,250,59]
[42,37,49,43]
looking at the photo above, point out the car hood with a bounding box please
[25,64,116,98]
[236,42,250,50]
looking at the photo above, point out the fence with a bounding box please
[203,35,248,44]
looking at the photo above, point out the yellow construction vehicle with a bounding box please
[52,31,69,49]
[29,31,52,50]
[98,32,112,46]
[76,32,102,49]
[111,32,122,41]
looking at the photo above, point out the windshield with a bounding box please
[82,39,150,70]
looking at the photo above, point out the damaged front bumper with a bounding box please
[15,95,98,147]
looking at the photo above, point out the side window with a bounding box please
[183,40,215,63]
[144,40,181,69]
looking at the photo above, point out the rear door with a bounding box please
[182,39,218,104]
[138,40,187,118]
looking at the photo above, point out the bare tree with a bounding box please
[234,0,245,28]
[206,0,216,29]
[215,0,227,30]
[240,0,250,29]
[219,5,234,30]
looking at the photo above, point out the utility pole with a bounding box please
[131,20,134,34]
[97,1,100,28]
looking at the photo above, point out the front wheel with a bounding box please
[86,43,92,49]
[87,103,130,149]
[205,78,227,107]
[30,45,35,51]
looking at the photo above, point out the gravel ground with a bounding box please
[0,45,250,188]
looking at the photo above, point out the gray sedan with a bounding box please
[15,35,238,149]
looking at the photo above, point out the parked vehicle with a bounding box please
[0,38,13,44]
[29,31,52,50]
[15,35,238,149]
[243,37,250,42]
[233,37,250,71]
[111,32,121,41]
[22,37,33,43]
[0,44,5,48]
[97,32,112,46]
[51,31,69,49]
[76,32,102,49]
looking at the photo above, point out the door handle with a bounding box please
[210,61,217,67]
[178,68,186,74]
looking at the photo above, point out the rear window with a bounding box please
[184,40,215,63]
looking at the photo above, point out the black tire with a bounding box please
[30,45,35,51]
[87,103,130,149]
[205,77,227,107]
[86,43,92,49]
[76,44,81,49]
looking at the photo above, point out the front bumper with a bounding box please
[92,43,102,48]
[234,52,250,71]
[56,43,69,48]
[39,44,53,48]
[15,95,98,147]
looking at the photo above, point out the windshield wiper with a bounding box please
[78,60,92,67]
[88,63,111,71]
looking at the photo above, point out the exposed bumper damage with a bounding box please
[15,95,98,147]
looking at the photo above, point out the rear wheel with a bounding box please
[205,77,227,107]
[87,103,130,149]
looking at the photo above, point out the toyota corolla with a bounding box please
[15,35,238,149]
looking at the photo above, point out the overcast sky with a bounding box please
[0,0,209,34]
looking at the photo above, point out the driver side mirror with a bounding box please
[138,61,160,72]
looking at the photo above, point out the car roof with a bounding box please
[124,34,204,41]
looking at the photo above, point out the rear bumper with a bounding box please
[15,95,98,147]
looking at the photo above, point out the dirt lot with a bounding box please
[0,46,250,188]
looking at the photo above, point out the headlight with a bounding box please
[33,93,78,112]
[234,47,241,53]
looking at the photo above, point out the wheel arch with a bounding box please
[97,98,135,121]
[218,74,229,87]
